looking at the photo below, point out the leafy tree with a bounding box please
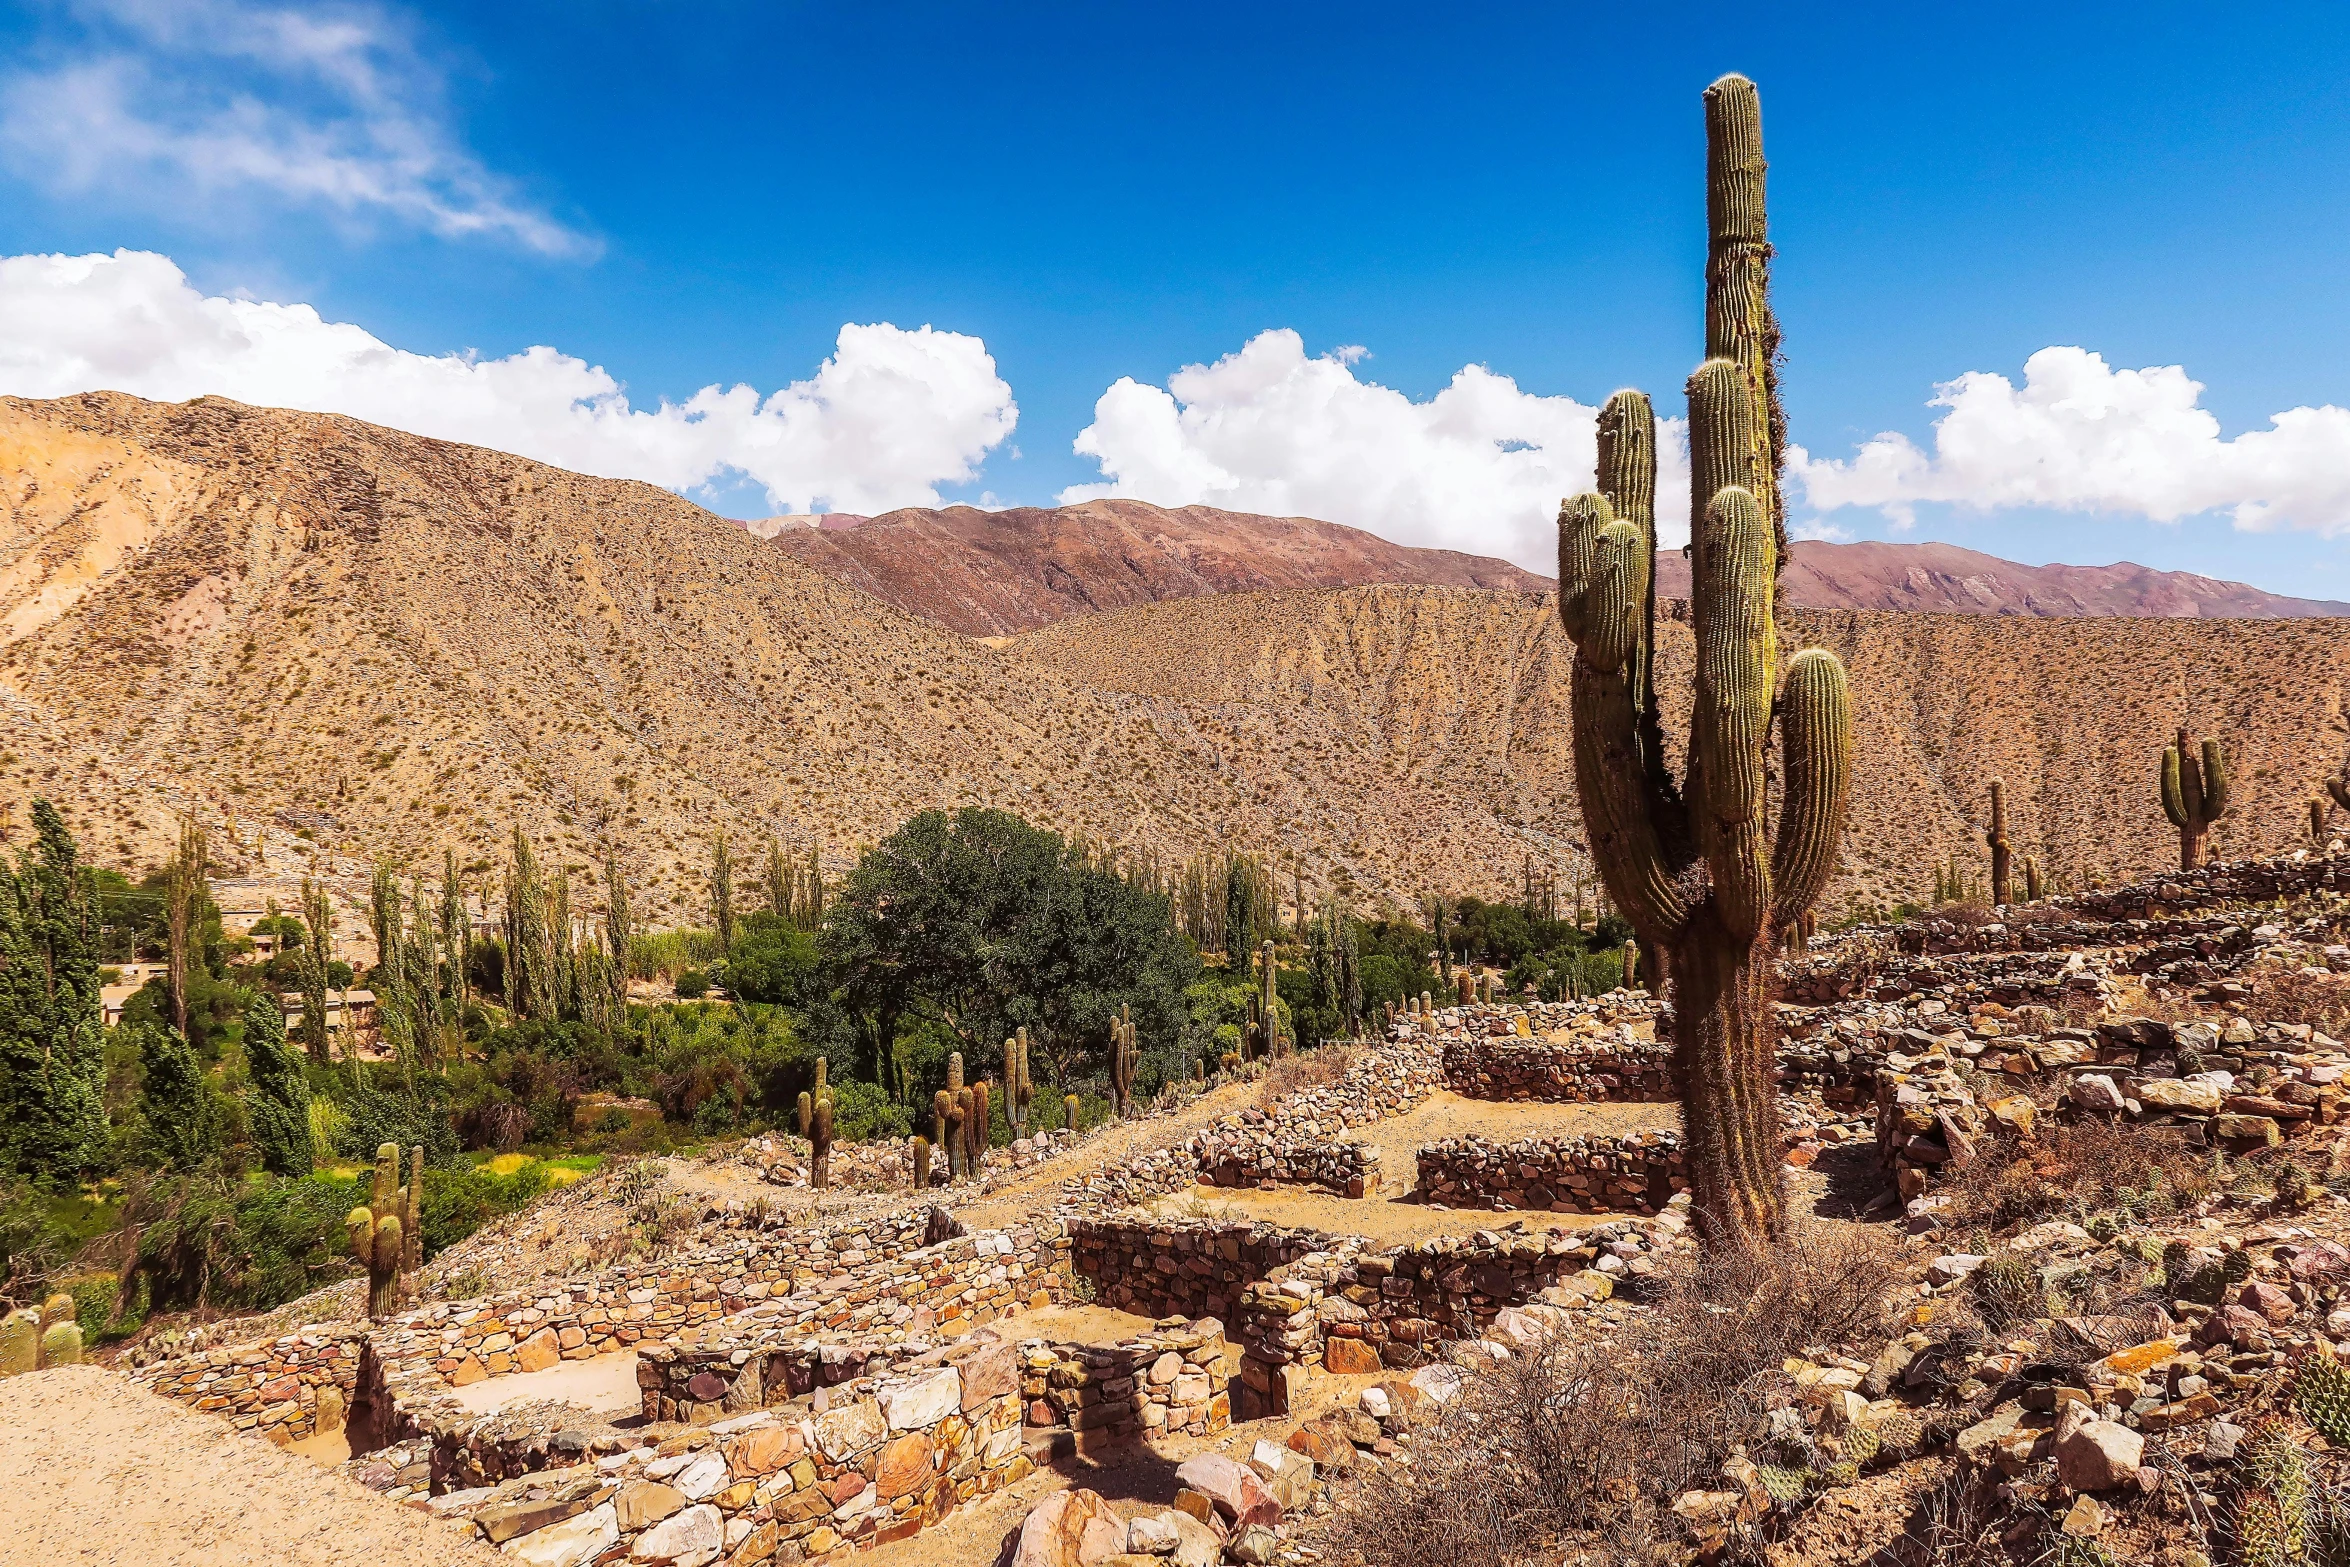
[296,877,333,1060]
[0,800,108,1178]
[821,808,1198,1096]
[132,1019,223,1173]
[243,994,314,1177]
[726,913,818,1005]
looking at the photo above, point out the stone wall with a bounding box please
[129,1323,370,1444]
[350,1341,1032,1562]
[1068,1217,1336,1324]
[1439,1036,1676,1103]
[1415,1130,1686,1213]
[1019,1317,1235,1450]
[1194,1135,1379,1195]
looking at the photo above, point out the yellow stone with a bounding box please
[2097,1340,2180,1377]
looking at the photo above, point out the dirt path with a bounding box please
[0,1364,501,1566]
[447,1348,641,1417]
[958,1079,1262,1230]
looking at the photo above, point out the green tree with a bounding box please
[0,800,108,1178]
[820,808,1199,1095]
[296,877,333,1061]
[242,994,313,1177]
[133,1019,223,1173]
[726,913,819,1005]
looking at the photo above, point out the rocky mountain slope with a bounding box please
[750,500,2349,634]
[2,390,2345,923]
[1656,537,2350,619]
[751,499,1548,636]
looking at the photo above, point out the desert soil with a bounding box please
[0,1363,502,1566]
[445,1348,642,1417]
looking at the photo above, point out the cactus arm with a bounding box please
[2200,739,2228,819]
[2160,743,2191,829]
[1768,647,1852,925]
[1690,485,1777,942]
[1555,493,1613,641]
[346,1206,376,1268]
[2329,778,2350,816]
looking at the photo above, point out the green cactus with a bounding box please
[2022,855,2043,903]
[1259,942,1283,1058]
[2160,726,2229,871]
[912,1134,932,1188]
[970,1078,991,1172]
[347,1141,421,1319]
[1986,779,2012,907]
[2294,1355,2350,1447]
[1064,1092,1081,1132]
[1005,1029,1035,1141]
[1109,1010,1136,1118]
[2224,1247,2255,1285]
[2237,1422,2313,1567]
[38,1319,81,1368]
[0,1309,34,1376]
[1755,1463,1811,1507]
[810,1092,833,1189]
[2178,1262,2229,1307]
[797,1090,813,1140]
[1554,75,1851,1252]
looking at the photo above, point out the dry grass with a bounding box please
[1936,1119,2201,1234]
[1256,1045,1356,1106]
[1328,1224,1899,1567]
[2237,964,2350,1035]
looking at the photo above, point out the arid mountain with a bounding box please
[2,390,2345,926]
[751,499,1549,636]
[750,500,2348,632]
[1013,588,2350,916]
[1655,538,2350,619]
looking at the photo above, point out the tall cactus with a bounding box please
[1986,779,2012,907]
[1555,74,1852,1252]
[970,1078,990,1174]
[1005,1029,1035,1140]
[1258,941,1283,1058]
[347,1142,422,1319]
[2023,856,2044,903]
[811,1092,833,1189]
[1108,1010,1136,1118]
[940,1053,968,1182]
[2160,726,2228,871]
[2312,798,2328,845]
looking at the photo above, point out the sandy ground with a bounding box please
[994,1303,1164,1344]
[0,1364,501,1567]
[958,1079,1263,1230]
[447,1348,641,1417]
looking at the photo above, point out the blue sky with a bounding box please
[0,1,2345,593]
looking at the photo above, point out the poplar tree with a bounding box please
[243,992,313,1176]
[0,800,106,1177]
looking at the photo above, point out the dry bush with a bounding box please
[1257,1045,1356,1106]
[1937,1119,2200,1234]
[1328,1224,1899,1567]
[2238,964,2350,1035]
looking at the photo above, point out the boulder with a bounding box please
[2069,1075,2126,1114]
[1009,1488,1125,1567]
[2055,1420,2145,1491]
[1162,1510,1224,1567]
[1322,1337,1381,1375]
[2134,1078,2223,1114]
[1172,1453,1283,1530]
[1127,1515,1180,1556]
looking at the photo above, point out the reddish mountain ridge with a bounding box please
[746,502,2349,633]
[749,500,1547,635]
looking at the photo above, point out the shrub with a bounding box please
[675,969,711,1000]
[1329,1224,1897,1567]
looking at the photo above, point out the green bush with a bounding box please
[417,1160,550,1258]
[675,969,711,1000]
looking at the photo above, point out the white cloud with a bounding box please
[1,0,588,255]
[1061,329,1692,569]
[0,249,1019,515]
[1791,346,2350,534]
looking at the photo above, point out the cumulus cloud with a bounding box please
[1791,346,2350,534]
[0,0,588,255]
[1061,329,1691,569]
[0,249,1018,514]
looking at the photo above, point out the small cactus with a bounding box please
[0,1309,37,1376]
[2224,1247,2255,1285]
[912,1135,932,1188]
[2312,797,2328,844]
[970,1079,991,1171]
[797,1091,813,1139]
[943,1053,968,1182]
[39,1320,82,1368]
[2293,1355,2350,1447]
[2022,856,2043,903]
[1005,1030,1035,1141]
[1064,1092,1081,1132]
